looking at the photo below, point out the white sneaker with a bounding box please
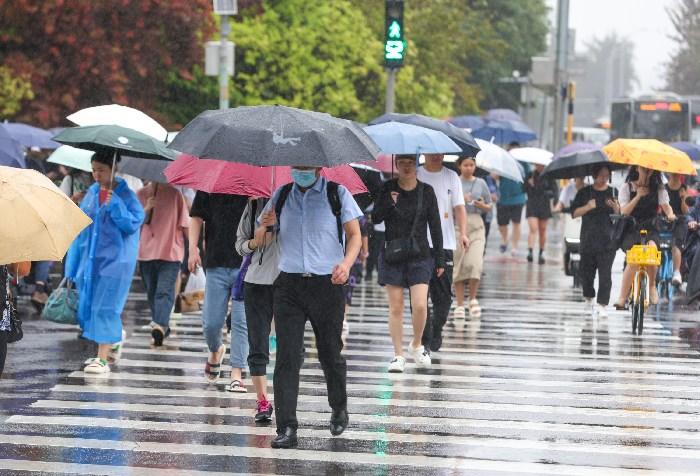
[595,304,608,318]
[672,271,682,287]
[84,359,110,374]
[453,306,465,319]
[108,342,123,364]
[388,356,406,373]
[584,297,594,313]
[408,344,432,368]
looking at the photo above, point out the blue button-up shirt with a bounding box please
[263,177,363,275]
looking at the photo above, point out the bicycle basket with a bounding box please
[626,245,661,266]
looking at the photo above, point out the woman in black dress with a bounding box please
[524,164,558,264]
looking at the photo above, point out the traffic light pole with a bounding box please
[385,68,397,114]
[219,15,231,110]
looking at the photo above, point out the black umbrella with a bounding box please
[541,149,627,179]
[368,112,480,157]
[169,105,380,167]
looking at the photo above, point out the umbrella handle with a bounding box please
[109,150,118,190]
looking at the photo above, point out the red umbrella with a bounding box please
[372,154,395,173]
[164,154,368,197]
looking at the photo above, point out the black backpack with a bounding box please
[274,181,344,245]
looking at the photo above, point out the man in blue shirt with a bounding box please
[258,166,363,449]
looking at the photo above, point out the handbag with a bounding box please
[5,274,22,344]
[384,182,424,264]
[609,214,631,251]
[41,278,79,325]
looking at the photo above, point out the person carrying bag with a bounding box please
[42,278,79,325]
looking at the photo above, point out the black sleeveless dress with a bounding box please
[621,184,661,251]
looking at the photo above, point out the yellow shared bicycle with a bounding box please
[625,229,661,336]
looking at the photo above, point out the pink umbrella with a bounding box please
[373,154,395,173]
[164,154,368,197]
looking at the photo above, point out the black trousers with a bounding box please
[244,283,274,377]
[366,230,385,276]
[0,331,8,378]
[580,250,616,305]
[273,272,347,432]
[422,249,454,347]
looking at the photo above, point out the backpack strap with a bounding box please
[274,183,294,227]
[326,181,343,246]
[249,199,258,239]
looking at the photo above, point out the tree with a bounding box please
[666,0,700,94]
[0,66,34,118]
[0,0,216,127]
[583,34,638,97]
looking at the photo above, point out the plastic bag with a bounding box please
[185,267,206,293]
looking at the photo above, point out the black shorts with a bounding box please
[378,252,434,288]
[496,204,524,226]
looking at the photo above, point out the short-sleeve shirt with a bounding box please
[190,192,248,269]
[262,178,363,275]
[571,185,617,252]
[618,183,670,207]
[666,184,686,216]
[461,177,492,216]
[417,166,465,250]
[558,181,580,209]
[137,185,190,263]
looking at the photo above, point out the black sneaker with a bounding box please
[538,254,545,265]
[151,324,169,347]
[255,399,273,423]
[527,251,533,263]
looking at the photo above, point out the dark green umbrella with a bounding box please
[53,125,176,160]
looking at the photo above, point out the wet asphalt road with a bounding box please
[2,219,700,475]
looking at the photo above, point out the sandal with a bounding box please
[613,302,629,311]
[226,379,247,393]
[204,344,226,383]
[469,299,482,318]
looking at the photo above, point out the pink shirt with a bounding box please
[137,184,189,262]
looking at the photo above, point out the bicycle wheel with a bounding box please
[638,275,646,335]
[631,293,639,335]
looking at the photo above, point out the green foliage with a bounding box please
[159,66,218,128]
[666,0,700,94]
[0,66,33,118]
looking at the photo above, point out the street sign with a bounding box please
[213,0,237,15]
[205,41,235,77]
[384,0,405,68]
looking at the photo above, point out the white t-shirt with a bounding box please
[558,181,579,208]
[417,166,465,250]
[618,182,670,207]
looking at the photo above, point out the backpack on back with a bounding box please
[274,181,343,245]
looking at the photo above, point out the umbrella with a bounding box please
[1,122,60,149]
[471,119,537,145]
[164,154,368,197]
[604,139,696,176]
[484,108,522,122]
[119,156,172,183]
[53,125,177,161]
[169,105,380,167]
[368,112,480,157]
[68,104,168,141]
[509,147,553,166]
[47,145,94,173]
[0,126,25,168]
[363,122,462,155]
[448,115,485,130]
[553,141,600,161]
[542,146,625,179]
[474,138,523,183]
[0,166,92,264]
[670,142,700,162]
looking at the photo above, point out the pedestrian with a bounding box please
[483,173,499,249]
[613,166,676,309]
[65,151,145,374]
[497,142,527,255]
[342,216,370,344]
[1,262,30,377]
[553,177,585,213]
[524,164,558,264]
[188,191,249,391]
[137,183,190,347]
[366,208,386,281]
[235,196,280,423]
[571,165,619,316]
[373,155,445,372]
[453,156,492,318]
[417,154,468,352]
[59,167,93,205]
[258,167,362,449]
[666,173,689,286]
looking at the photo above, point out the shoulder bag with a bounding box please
[384,183,424,264]
[41,278,79,325]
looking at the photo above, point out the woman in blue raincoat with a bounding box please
[65,150,144,374]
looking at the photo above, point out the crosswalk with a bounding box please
[2,256,700,475]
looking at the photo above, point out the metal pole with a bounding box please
[385,68,397,114]
[219,15,231,110]
[553,0,570,151]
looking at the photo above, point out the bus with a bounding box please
[610,94,692,142]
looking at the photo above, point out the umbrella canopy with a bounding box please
[509,147,553,166]
[368,112,480,157]
[47,145,94,172]
[53,125,177,160]
[0,166,92,264]
[542,147,625,179]
[169,105,380,167]
[0,126,25,168]
[119,156,172,183]
[553,141,600,161]
[484,108,522,122]
[670,142,700,162]
[474,138,523,183]
[1,122,59,149]
[448,115,485,130]
[68,104,168,141]
[604,139,696,176]
[164,154,367,197]
[363,122,462,155]
[471,119,537,145]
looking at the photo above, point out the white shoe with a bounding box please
[584,297,594,312]
[453,306,465,319]
[595,304,608,318]
[408,344,432,368]
[84,359,110,374]
[468,299,481,318]
[672,271,682,287]
[388,356,406,373]
[108,342,123,364]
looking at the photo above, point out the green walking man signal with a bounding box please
[384,0,405,68]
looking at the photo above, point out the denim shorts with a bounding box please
[378,252,434,288]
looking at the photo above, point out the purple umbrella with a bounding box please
[0,125,25,168]
[553,142,600,160]
[448,115,485,130]
[1,122,60,149]
[670,142,700,162]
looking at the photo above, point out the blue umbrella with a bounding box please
[448,115,485,130]
[484,108,522,122]
[471,119,537,145]
[363,122,462,155]
[670,142,700,162]
[1,122,60,149]
[0,126,25,168]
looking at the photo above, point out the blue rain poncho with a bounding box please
[65,178,144,344]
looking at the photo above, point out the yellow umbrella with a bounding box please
[604,139,697,176]
[0,166,92,265]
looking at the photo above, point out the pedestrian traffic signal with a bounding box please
[384,0,405,68]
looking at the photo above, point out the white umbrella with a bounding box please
[67,104,168,141]
[509,147,553,166]
[47,145,94,172]
[474,139,523,183]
